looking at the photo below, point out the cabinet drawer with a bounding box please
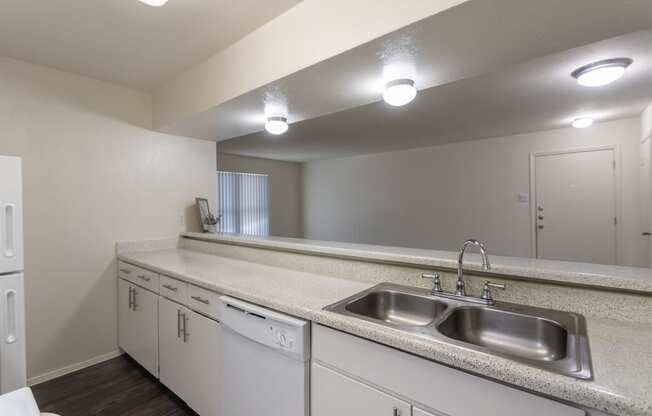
[187,285,221,320]
[118,261,159,293]
[159,275,188,305]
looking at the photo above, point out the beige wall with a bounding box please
[0,56,216,380]
[217,152,302,237]
[302,118,646,267]
[153,0,467,128]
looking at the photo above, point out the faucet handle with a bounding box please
[422,273,442,293]
[480,281,506,302]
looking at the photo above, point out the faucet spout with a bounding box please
[456,239,491,296]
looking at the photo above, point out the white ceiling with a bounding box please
[0,0,301,90]
[160,0,652,145]
[217,30,652,162]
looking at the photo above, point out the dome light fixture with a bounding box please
[138,0,169,6]
[265,116,289,135]
[383,78,417,106]
[571,117,594,129]
[571,58,632,87]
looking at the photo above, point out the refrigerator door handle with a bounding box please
[4,289,17,344]
[2,203,16,258]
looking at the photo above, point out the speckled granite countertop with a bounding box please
[181,232,652,294]
[119,248,652,416]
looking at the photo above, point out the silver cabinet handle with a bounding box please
[179,311,188,343]
[190,295,209,305]
[132,287,138,311]
[162,284,178,292]
[183,314,189,343]
[120,268,131,274]
[176,310,189,342]
[393,407,400,416]
[177,309,183,338]
[137,274,151,282]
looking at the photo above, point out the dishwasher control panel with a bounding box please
[219,296,310,361]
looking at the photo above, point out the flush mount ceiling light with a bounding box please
[571,58,632,87]
[383,78,417,106]
[265,116,289,135]
[138,0,169,6]
[571,117,594,129]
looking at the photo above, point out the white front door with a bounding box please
[534,148,617,264]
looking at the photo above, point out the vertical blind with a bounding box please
[217,171,269,236]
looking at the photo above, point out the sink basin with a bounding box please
[437,307,567,361]
[344,290,448,326]
[324,283,592,380]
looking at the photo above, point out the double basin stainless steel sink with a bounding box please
[324,283,592,380]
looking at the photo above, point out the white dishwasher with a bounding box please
[219,296,310,416]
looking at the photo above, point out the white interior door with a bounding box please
[642,136,652,266]
[534,148,616,264]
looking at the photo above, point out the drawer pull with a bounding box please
[162,284,178,292]
[191,295,210,305]
[393,407,400,416]
[137,274,151,282]
[119,268,131,274]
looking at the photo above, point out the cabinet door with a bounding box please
[312,362,410,416]
[184,310,222,416]
[118,279,158,377]
[159,296,191,402]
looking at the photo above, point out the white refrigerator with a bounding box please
[0,155,27,393]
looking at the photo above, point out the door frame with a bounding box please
[528,144,621,263]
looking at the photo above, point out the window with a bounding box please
[217,171,269,236]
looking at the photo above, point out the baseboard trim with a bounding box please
[28,350,123,386]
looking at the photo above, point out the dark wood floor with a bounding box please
[32,355,197,416]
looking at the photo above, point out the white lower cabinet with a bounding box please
[413,408,437,416]
[312,324,585,416]
[312,362,410,416]
[118,278,158,377]
[159,297,191,401]
[159,296,222,416]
